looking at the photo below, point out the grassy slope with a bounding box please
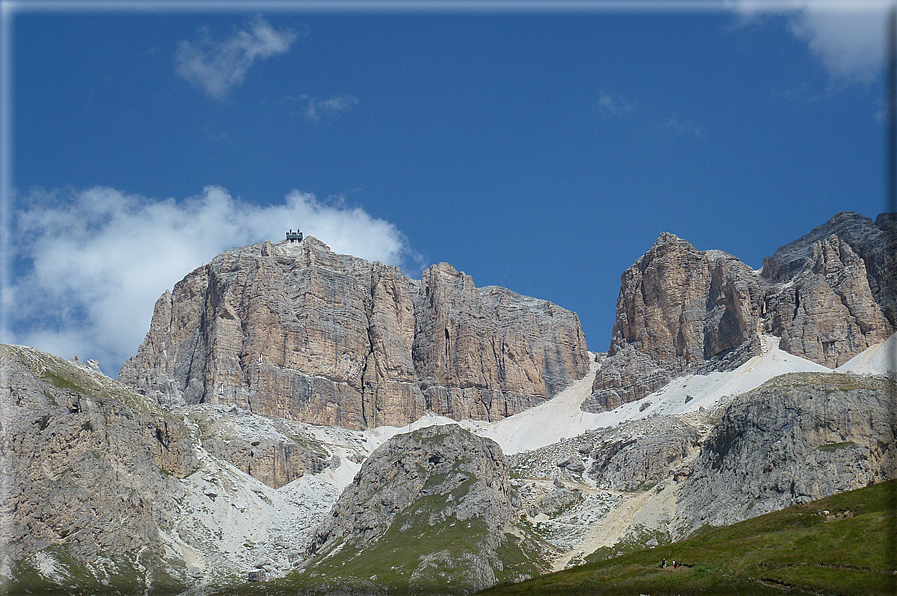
[1,344,168,417]
[3,546,186,596]
[478,479,897,596]
[221,451,547,595]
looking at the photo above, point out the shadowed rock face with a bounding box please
[0,345,197,578]
[766,234,891,367]
[586,234,765,412]
[120,237,589,430]
[762,212,897,327]
[585,212,894,412]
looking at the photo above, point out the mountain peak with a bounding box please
[119,237,589,429]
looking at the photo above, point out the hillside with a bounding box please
[478,479,897,596]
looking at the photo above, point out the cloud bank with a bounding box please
[789,5,884,84]
[175,15,297,99]
[7,187,419,376]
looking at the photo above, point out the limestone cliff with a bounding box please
[186,406,330,489]
[120,237,589,430]
[586,212,894,412]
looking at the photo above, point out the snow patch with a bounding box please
[157,333,870,584]
[33,552,66,583]
[836,333,896,375]
[469,336,832,455]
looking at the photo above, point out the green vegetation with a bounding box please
[818,441,859,452]
[1,344,167,417]
[761,371,894,393]
[2,544,187,596]
[222,442,546,595]
[586,524,673,562]
[479,479,897,595]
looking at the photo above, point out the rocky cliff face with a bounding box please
[762,214,894,367]
[302,424,544,594]
[120,237,589,430]
[2,344,391,593]
[675,372,897,536]
[186,406,330,489]
[0,344,198,591]
[586,212,894,412]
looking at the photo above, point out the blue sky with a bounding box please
[4,2,889,376]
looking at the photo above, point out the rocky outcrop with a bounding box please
[121,237,589,430]
[675,372,897,536]
[587,234,765,411]
[303,424,544,593]
[0,344,198,589]
[585,417,702,492]
[763,216,894,367]
[187,406,330,489]
[762,212,897,327]
[413,264,590,421]
[586,212,894,412]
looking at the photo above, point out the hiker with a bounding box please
[662,558,666,568]
[673,560,677,569]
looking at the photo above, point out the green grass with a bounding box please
[2,544,187,596]
[221,435,548,595]
[818,441,858,452]
[585,524,673,562]
[1,344,167,417]
[478,479,897,595]
[220,506,497,595]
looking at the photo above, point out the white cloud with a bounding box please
[175,15,297,100]
[303,95,359,122]
[7,186,420,377]
[597,91,636,118]
[664,116,702,137]
[789,5,885,84]
[728,1,888,84]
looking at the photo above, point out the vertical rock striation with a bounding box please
[586,234,765,412]
[120,238,589,429]
[585,212,894,412]
[413,263,589,421]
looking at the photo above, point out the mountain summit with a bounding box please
[4,212,894,595]
[119,236,589,429]
[586,211,895,412]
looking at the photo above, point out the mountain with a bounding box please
[295,425,547,594]
[0,345,197,594]
[3,210,895,595]
[586,211,894,412]
[478,479,897,596]
[119,237,589,430]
